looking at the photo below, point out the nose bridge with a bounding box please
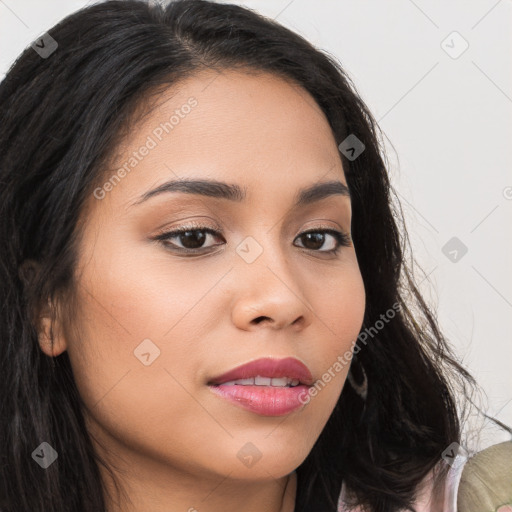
[236,226,293,287]
[230,227,312,328]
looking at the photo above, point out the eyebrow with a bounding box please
[130,177,350,208]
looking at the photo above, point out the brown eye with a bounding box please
[153,225,350,256]
[294,229,351,254]
[154,226,224,253]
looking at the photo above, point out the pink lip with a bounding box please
[207,357,314,417]
[208,356,314,386]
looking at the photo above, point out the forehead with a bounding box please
[97,68,345,209]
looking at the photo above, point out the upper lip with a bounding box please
[208,357,314,386]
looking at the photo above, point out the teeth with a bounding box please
[255,376,272,386]
[235,378,254,385]
[220,376,300,387]
[270,377,288,387]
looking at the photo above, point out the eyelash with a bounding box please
[153,223,351,256]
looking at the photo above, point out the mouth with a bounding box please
[207,357,314,416]
[212,376,302,387]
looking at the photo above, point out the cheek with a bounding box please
[306,256,366,362]
[302,260,366,406]
[65,275,212,471]
[65,250,208,436]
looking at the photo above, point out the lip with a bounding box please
[207,357,314,417]
[208,356,314,386]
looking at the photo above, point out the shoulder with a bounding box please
[336,441,512,512]
[419,441,512,512]
[457,440,512,512]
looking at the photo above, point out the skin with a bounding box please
[37,68,366,512]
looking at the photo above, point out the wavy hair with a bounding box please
[0,1,508,511]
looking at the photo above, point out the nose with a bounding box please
[229,236,313,332]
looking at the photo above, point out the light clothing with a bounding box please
[336,451,468,511]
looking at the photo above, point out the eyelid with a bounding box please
[153,218,347,238]
[152,219,223,238]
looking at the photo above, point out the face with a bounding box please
[42,69,365,492]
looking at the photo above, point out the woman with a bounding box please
[0,1,510,511]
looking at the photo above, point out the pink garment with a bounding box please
[337,452,468,512]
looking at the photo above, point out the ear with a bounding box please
[37,296,68,357]
[19,259,68,357]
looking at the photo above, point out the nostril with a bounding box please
[253,316,271,325]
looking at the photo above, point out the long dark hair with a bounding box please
[0,1,507,511]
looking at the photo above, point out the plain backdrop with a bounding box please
[1,0,511,432]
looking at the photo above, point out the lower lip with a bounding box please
[208,384,311,416]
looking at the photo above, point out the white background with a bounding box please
[1,0,511,431]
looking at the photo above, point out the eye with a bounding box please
[153,224,224,253]
[153,224,351,255]
[294,228,351,255]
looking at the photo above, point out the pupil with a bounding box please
[304,232,324,250]
[181,230,206,249]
